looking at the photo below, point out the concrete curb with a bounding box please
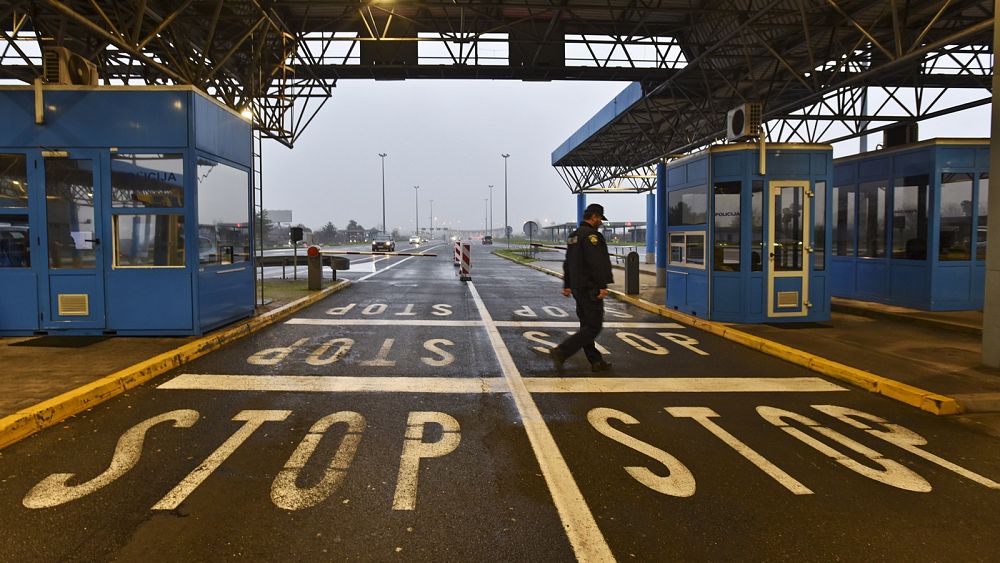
[495,253,961,416]
[0,280,352,450]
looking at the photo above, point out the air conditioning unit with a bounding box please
[42,47,99,86]
[726,102,762,141]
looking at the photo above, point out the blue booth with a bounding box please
[830,138,989,311]
[664,143,833,323]
[0,86,254,336]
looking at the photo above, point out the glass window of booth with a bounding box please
[978,173,988,261]
[45,158,96,269]
[813,181,826,270]
[751,181,763,271]
[939,173,974,261]
[833,185,856,256]
[197,158,250,266]
[113,214,185,267]
[668,185,707,226]
[111,154,184,208]
[0,154,29,208]
[858,180,887,258]
[713,182,741,271]
[892,175,929,260]
[668,231,705,268]
[0,214,30,267]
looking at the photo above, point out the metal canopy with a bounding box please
[1,1,993,159]
[552,0,994,192]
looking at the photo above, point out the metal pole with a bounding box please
[983,0,1000,368]
[502,153,510,247]
[484,198,489,233]
[430,199,434,237]
[413,185,419,236]
[379,153,387,233]
[488,184,494,236]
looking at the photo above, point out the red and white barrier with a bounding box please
[453,241,461,267]
[459,243,472,281]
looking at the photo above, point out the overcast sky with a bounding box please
[262,80,990,235]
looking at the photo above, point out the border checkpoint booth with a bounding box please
[663,143,833,323]
[0,85,254,336]
[830,138,989,311]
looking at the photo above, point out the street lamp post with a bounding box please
[378,153,387,233]
[488,184,494,236]
[484,198,489,233]
[502,153,510,246]
[429,199,434,238]
[413,185,419,237]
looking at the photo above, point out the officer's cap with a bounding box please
[583,203,607,220]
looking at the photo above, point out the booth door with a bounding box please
[767,180,811,318]
[37,152,107,330]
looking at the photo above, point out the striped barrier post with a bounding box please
[453,241,461,267]
[459,243,472,281]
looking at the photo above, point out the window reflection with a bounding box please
[668,186,707,226]
[751,181,763,271]
[111,154,184,208]
[197,158,250,266]
[813,181,826,270]
[0,154,29,208]
[0,215,30,267]
[858,180,887,258]
[892,175,929,260]
[114,214,185,267]
[713,181,740,272]
[45,159,96,269]
[774,186,804,271]
[833,185,856,257]
[939,173,974,261]
[978,174,988,261]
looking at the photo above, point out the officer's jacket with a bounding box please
[563,222,614,290]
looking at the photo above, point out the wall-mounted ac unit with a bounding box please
[42,47,99,86]
[726,102,762,141]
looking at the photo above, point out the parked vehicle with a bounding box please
[372,233,395,252]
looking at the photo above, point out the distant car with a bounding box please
[409,235,421,245]
[482,235,493,245]
[372,233,395,252]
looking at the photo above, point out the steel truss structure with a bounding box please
[0,1,994,182]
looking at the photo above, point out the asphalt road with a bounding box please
[2,244,1000,562]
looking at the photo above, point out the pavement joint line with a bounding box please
[467,281,615,562]
[0,280,353,451]
[156,374,848,394]
[493,252,962,417]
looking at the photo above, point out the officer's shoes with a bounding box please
[591,360,613,373]
[550,348,567,371]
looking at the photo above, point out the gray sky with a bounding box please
[263,81,990,234]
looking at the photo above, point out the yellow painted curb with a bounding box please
[495,253,961,416]
[0,280,352,450]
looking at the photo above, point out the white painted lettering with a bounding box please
[514,306,537,318]
[247,338,309,365]
[587,407,695,497]
[326,303,357,316]
[393,412,461,510]
[757,406,931,492]
[363,303,388,316]
[153,410,291,510]
[306,338,354,366]
[396,304,417,316]
[665,407,812,495]
[605,307,634,319]
[542,306,569,318]
[23,410,200,509]
[421,339,455,367]
[616,332,669,355]
[431,304,453,317]
[361,338,396,367]
[812,405,1000,489]
[524,331,558,354]
[658,333,710,356]
[271,411,366,510]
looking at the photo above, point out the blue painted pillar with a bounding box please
[576,192,587,224]
[656,162,667,288]
[645,192,656,264]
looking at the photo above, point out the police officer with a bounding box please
[551,203,614,372]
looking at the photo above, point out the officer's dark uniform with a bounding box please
[552,206,614,370]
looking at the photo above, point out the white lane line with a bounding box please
[159,374,508,393]
[494,321,685,329]
[524,377,847,393]
[159,374,846,394]
[286,319,483,327]
[467,282,614,562]
[283,319,686,329]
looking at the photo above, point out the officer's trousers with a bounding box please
[555,288,605,364]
